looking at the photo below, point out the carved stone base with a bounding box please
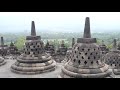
[0,59,6,66]
[58,64,112,78]
[11,59,56,74]
[113,69,120,75]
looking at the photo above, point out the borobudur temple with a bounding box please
[58,17,111,78]
[11,21,56,74]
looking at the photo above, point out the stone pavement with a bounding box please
[0,58,120,78]
[0,58,63,78]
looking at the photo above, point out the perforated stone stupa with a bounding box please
[58,17,111,78]
[54,40,67,63]
[117,41,120,50]
[8,41,19,55]
[0,37,8,57]
[99,40,109,61]
[11,21,56,74]
[104,39,120,75]
[44,40,55,56]
[99,40,109,54]
[64,38,75,62]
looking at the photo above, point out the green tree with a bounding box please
[15,36,26,50]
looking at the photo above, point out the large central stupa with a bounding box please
[11,21,56,74]
[58,17,111,78]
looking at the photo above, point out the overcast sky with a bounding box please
[0,12,120,33]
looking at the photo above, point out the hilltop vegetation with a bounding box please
[0,31,120,50]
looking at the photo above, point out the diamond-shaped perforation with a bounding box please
[84,61,87,65]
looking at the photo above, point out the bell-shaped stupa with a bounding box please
[9,41,19,55]
[104,39,120,75]
[99,40,109,54]
[58,17,111,78]
[44,40,55,56]
[54,40,67,63]
[11,21,56,74]
[64,38,75,63]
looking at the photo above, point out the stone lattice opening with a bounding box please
[96,61,99,64]
[82,56,84,59]
[73,59,76,62]
[78,60,81,64]
[90,53,92,55]
[75,51,76,54]
[88,56,90,59]
[84,61,87,65]
[28,52,30,54]
[76,56,78,58]
[91,61,93,64]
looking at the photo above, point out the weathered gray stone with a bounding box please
[8,41,20,56]
[45,40,55,56]
[11,21,56,74]
[104,39,120,75]
[54,40,67,63]
[59,17,111,78]
[0,37,8,57]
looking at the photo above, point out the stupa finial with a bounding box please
[31,21,36,36]
[61,40,65,47]
[1,37,4,46]
[83,17,91,38]
[72,38,75,47]
[113,39,117,50]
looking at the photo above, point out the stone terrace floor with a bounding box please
[0,57,63,78]
[0,57,119,78]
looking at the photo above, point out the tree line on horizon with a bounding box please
[0,32,120,50]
